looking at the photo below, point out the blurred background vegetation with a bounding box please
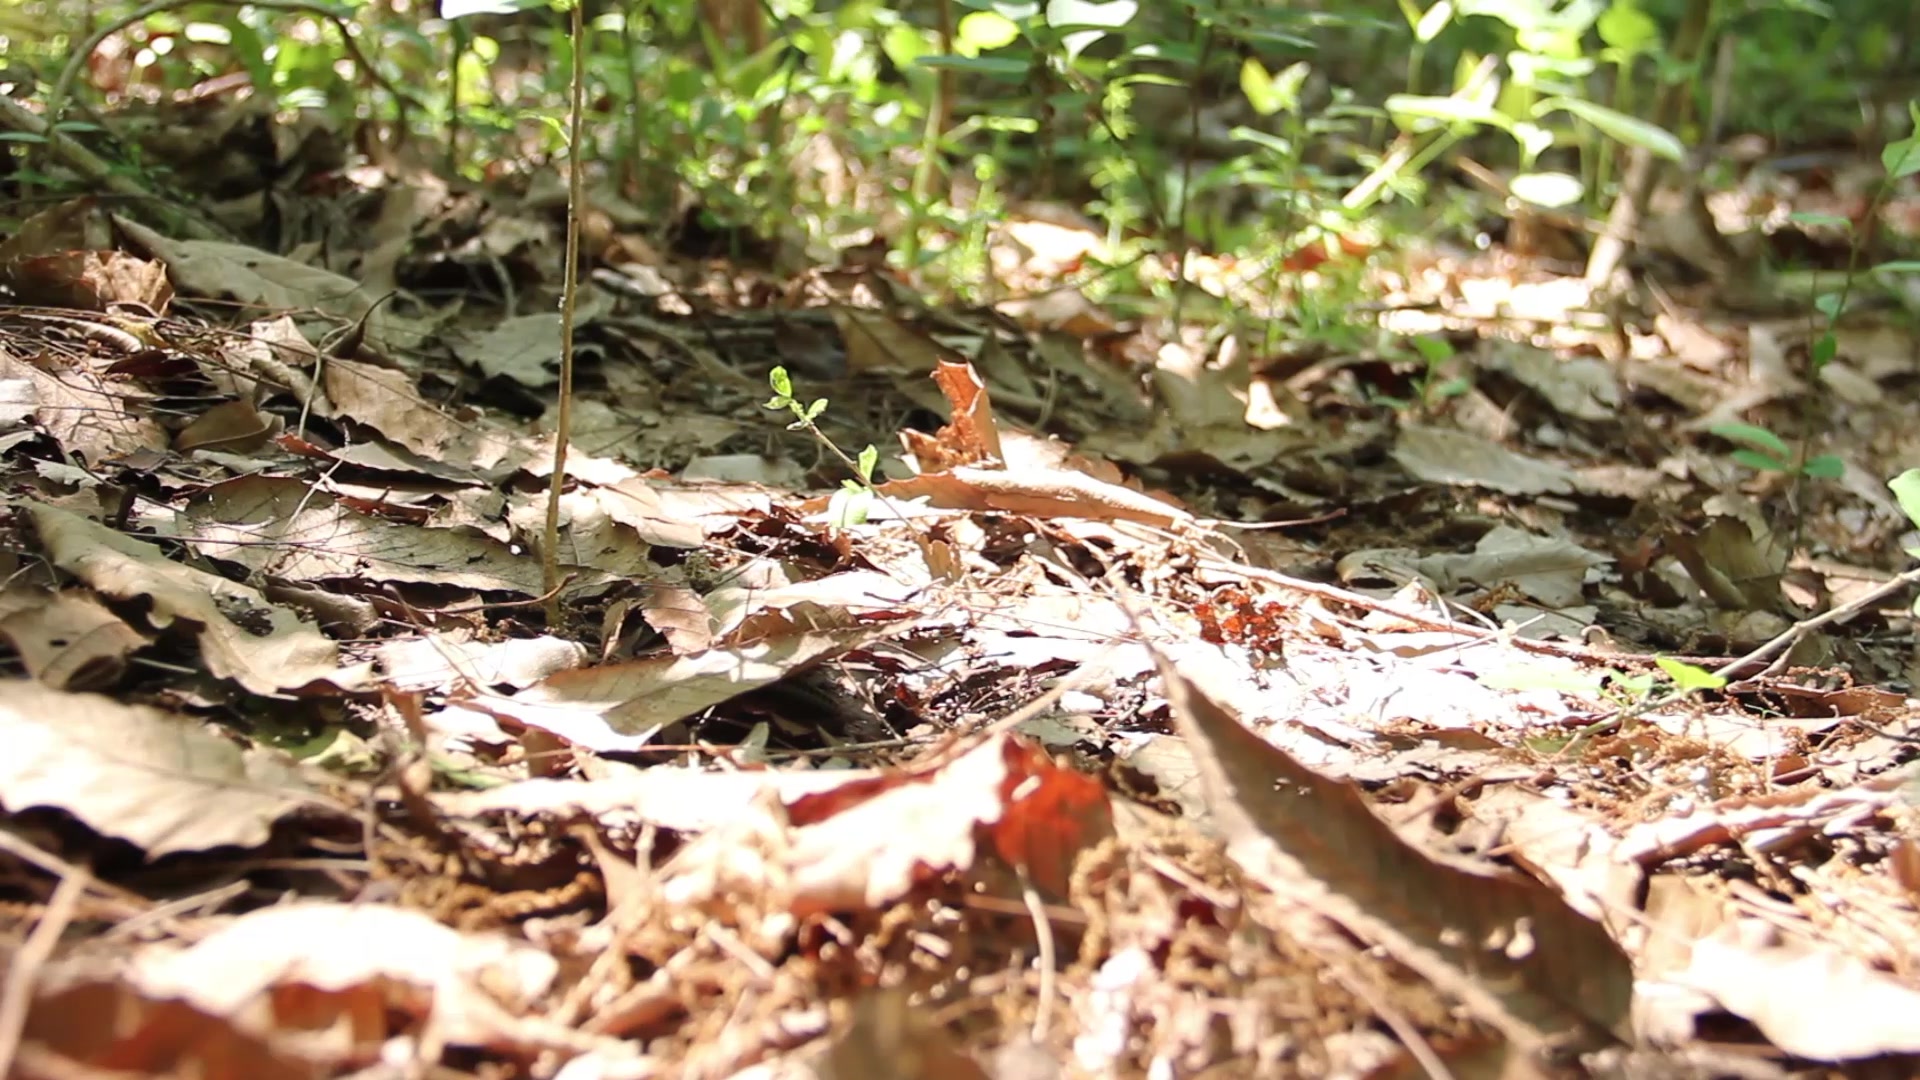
[1,0,1916,340]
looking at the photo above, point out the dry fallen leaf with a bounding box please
[1154,643,1632,1052]
[33,901,560,1066]
[0,679,324,855]
[662,733,1113,922]
[0,586,148,690]
[29,502,371,695]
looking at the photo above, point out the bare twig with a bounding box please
[542,0,588,622]
[0,866,88,1077]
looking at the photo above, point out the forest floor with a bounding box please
[5,72,1920,1080]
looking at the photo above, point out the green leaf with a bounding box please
[1510,171,1584,208]
[441,0,545,18]
[1802,454,1845,480]
[1045,0,1137,63]
[1810,333,1837,370]
[1710,421,1790,457]
[1883,135,1920,180]
[957,11,1021,53]
[768,366,793,399]
[1872,260,1920,274]
[1596,0,1658,54]
[1730,448,1789,473]
[827,487,874,528]
[1386,92,1511,130]
[1655,656,1727,693]
[803,398,829,422]
[1413,0,1453,42]
[1542,97,1684,161]
[1788,211,1852,230]
[1409,336,1454,363]
[1614,672,1657,698]
[1230,126,1293,156]
[1597,0,1658,53]
[1814,292,1844,321]
[857,444,879,482]
[915,54,1031,77]
[1241,59,1282,116]
[1889,468,1920,531]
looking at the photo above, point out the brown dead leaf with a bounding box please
[457,622,901,753]
[995,289,1117,338]
[451,311,569,388]
[0,345,169,465]
[1673,919,1920,1058]
[1155,645,1632,1051]
[0,587,148,690]
[29,502,370,695]
[35,902,559,1063]
[638,582,717,654]
[183,474,551,594]
[0,679,322,855]
[26,982,319,1080]
[432,766,867,834]
[664,732,1112,919]
[322,357,516,471]
[379,632,589,693]
[113,215,423,355]
[873,465,1193,530]
[0,196,109,265]
[902,360,1005,471]
[2,249,174,310]
[831,307,954,375]
[174,398,277,453]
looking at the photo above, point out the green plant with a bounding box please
[1367,0,1686,216]
[765,366,881,528]
[1370,334,1470,411]
[1710,421,1845,481]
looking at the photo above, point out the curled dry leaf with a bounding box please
[29,502,371,695]
[0,344,169,465]
[0,679,323,855]
[869,465,1193,531]
[0,586,148,690]
[1154,643,1632,1052]
[455,622,906,753]
[663,732,1113,921]
[183,474,551,594]
[32,902,560,1067]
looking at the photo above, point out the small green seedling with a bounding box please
[1711,421,1844,480]
[766,366,880,528]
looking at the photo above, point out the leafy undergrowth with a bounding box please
[7,91,1920,1080]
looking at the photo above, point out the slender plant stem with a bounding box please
[542,0,588,622]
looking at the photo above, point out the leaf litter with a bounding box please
[3,123,1920,1080]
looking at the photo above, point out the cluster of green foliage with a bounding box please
[3,0,1917,436]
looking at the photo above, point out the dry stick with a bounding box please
[1713,564,1920,684]
[1019,867,1058,1044]
[0,868,88,1078]
[542,0,589,623]
[1584,0,1715,287]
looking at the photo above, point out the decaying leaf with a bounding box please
[662,732,1113,919]
[33,902,560,1062]
[0,679,323,855]
[0,587,148,690]
[1153,643,1633,1052]
[29,502,370,695]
